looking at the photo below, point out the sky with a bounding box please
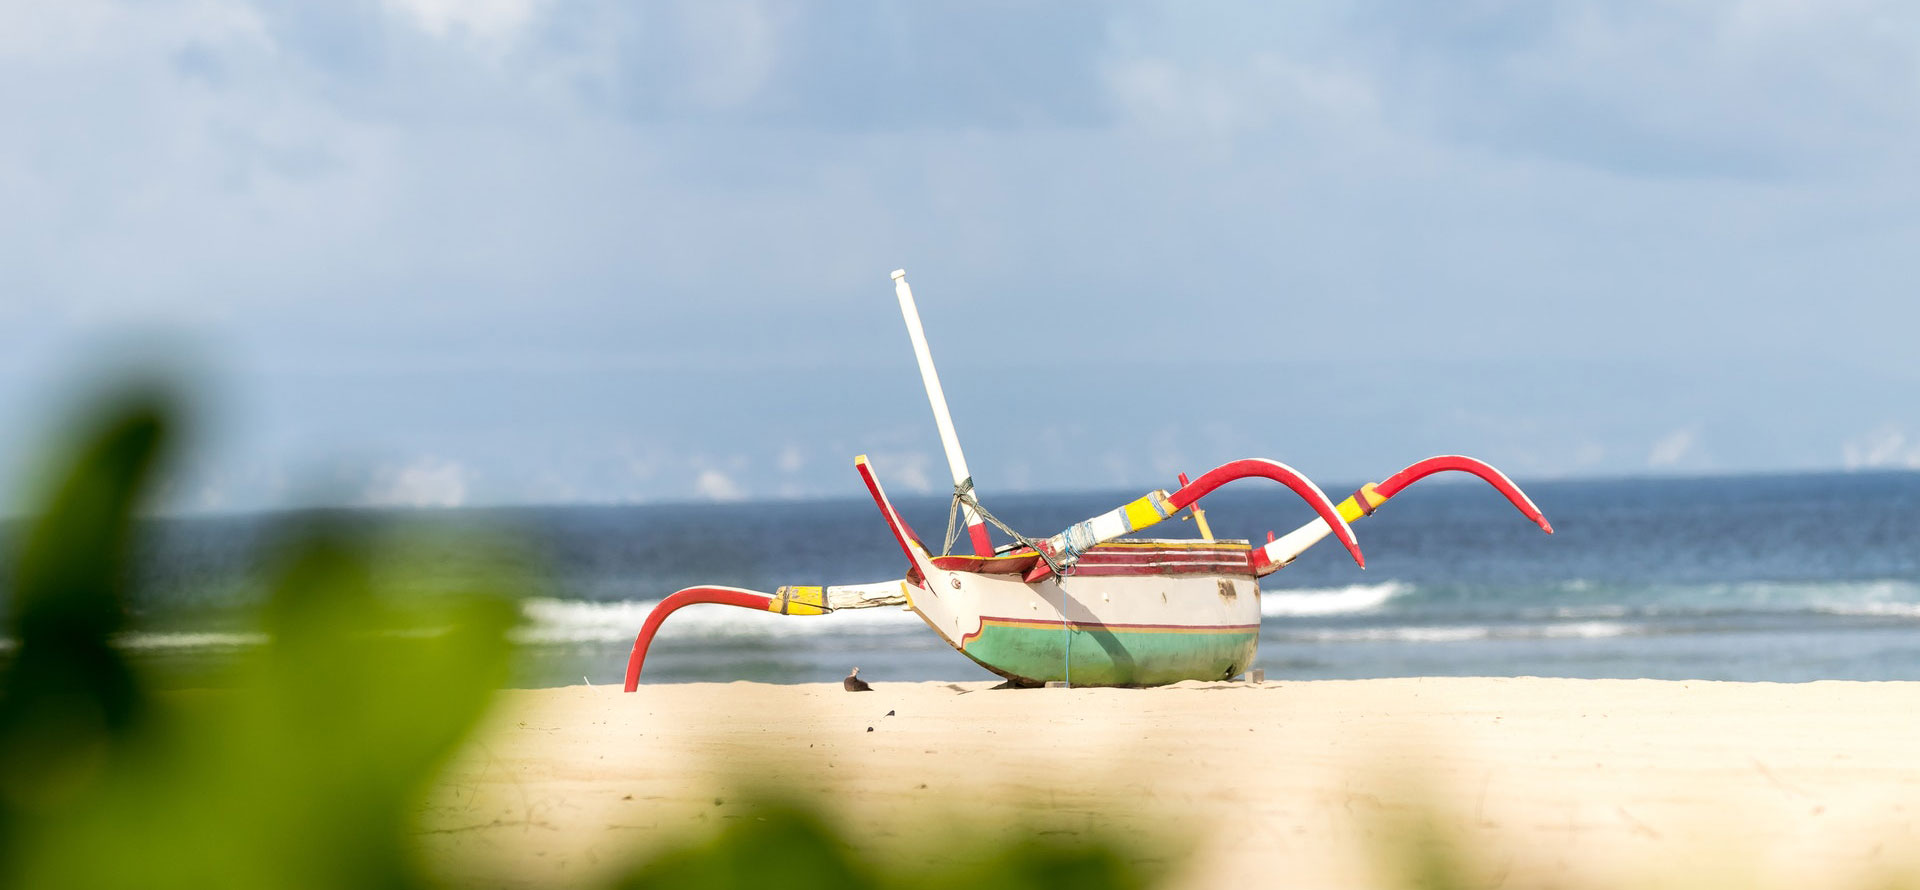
[2,1,1918,512]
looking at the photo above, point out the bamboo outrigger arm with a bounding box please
[623,581,910,690]
[1251,454,1553,576]
[1023,458,1364,582]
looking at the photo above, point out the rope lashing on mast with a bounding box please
[939,477,973,555]
[941,477,1070,577]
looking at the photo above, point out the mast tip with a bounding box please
[890,269,907,280]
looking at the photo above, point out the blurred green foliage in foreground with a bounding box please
[0,387,515,887]
[0,387,1159,889]
[609,797,1149,890]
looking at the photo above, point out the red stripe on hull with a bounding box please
[1065,562,1254,578]
[1072,551,1250,566]
[960,616,1260,648]
[1068,546,1253,576]
[933,541,1252,576]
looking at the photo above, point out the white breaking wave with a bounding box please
[1281,620,1634,644]
[1288,625,1489,644]
[1813,601,1920,618]
[1802,579,1920,616]
[1260,581,1409,617]
[1540,621,1635,639]
[1548,605,1629,619]
[1659,579,1920,616]
[515,598,663,644]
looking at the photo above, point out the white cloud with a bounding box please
[0,0,267,63]
[1647,428,1697,468]
[776,443,805,474]
[364,457,468,508]
[866,451,935,494]
[693,469,745,502]
[1103,51,1380,145]
[671,0,784,109]
[1571,442,1609,469]
[380,0,548,45]
[1843,429,1920,470]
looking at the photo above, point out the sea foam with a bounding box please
[1260,581,1409,617]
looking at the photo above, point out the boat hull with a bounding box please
[957,617,1258,687]
[907,541,1262,687]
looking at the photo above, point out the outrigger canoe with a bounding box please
[624,271,1552,689]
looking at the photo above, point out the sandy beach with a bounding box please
[423,678,1920,888]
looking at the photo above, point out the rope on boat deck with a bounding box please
[941,477,1070,577]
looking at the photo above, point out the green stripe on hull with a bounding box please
[961,622,1258,687]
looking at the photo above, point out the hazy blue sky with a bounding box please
[3,1,1918,512]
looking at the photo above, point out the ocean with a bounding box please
[8,470,1920,687]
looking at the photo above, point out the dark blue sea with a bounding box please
[9,471,1920,687]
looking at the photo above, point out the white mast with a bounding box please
[891,269,991,556]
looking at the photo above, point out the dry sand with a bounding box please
[423,678,1920,888]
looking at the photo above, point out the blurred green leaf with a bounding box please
[606,793,1155,890]
[0,387,515,889]
[914,835,1150,890]
[0,389,169,867]
[611,800,876,890]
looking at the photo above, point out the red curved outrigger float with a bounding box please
[624,272,1554,690]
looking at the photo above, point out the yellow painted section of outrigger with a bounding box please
[1122,492,1173,531]
[1336,483,1388,524]
[768,586,830,616]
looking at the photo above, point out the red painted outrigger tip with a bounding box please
[1376,455,1554,534]
[623,586,777,691]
